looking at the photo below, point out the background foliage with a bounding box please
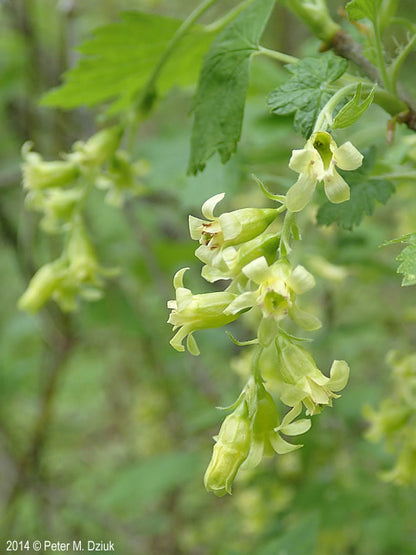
[1,0,416,553]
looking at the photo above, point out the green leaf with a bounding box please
[267,53,348,138]
[317,147,395,230]
[385,233,416,286]
[41,11,215,111]
[346,0,382,23]
[188,0,275,175]
[332,83,376,129]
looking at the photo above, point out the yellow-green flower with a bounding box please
[204,402,251,496]
[225,256,321,333]
[189,193,277,252]
[286,131,363,212]
[276,335,350,415]
[167,268,238,355]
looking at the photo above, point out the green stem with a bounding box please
[285,0,339,42]
[250,345,264,382]
[373,13,391,92]
[257,46,298,65]
[313,83,357,133]
[139,0,221,110]
[279,211,295,257]
[206,0,255,32]
[389,34,416,94]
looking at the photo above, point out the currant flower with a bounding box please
[243,381,311,469]
[189,193,278,255]
[275,335,350,415]
[225,256,321,335]
[204,401,251,496]
[167,268,239,355]
[286,131,363,212]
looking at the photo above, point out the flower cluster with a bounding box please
[19,126,139,313]
[168,187,350,495]
[18,223,117,313]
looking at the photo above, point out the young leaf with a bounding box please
[41,11,215,111]
[317,147,395,230]
[188,0,276,175]
[267,53,348,138]
[345,0,382,23]
[384,234,416,286]
[332,83,375,129]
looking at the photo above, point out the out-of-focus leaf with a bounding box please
[42,11,215,111]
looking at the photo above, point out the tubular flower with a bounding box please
[167,268,239,355]
[204,401,251,496]
[286,131,363,212]
[189,193,278,255]
[224,256,321,333]
[243,381,311,468]
[275,335,350,415]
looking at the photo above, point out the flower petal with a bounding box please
[201,265,230,283]
[289,148,315,173]
[324,171,350,204]
[201,193,225,220]
[187,333,200,356]
[269,432,302,454]
[173,267,189,289]
[280,384,307,407]
[224,291,256,315]
[286,173,317,213]
[288,304,322,331]
[278,418,311,436]
[242,256,270,284]
[334,142,363,171]
[328,360,350,391]
[288,265,315,294]
[218,212,243,241]
[189,216,205,240]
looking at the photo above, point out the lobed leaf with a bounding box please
[267,53,348,138]
[345,0,382,23]
[385,233,416,286]
[317,147,395,230]
[42,11,215,111]
[188,0,276,175]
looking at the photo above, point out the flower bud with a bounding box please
[204,403,251,496]
[18,260,66,312]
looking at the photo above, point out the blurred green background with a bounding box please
[1,1,416,553]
